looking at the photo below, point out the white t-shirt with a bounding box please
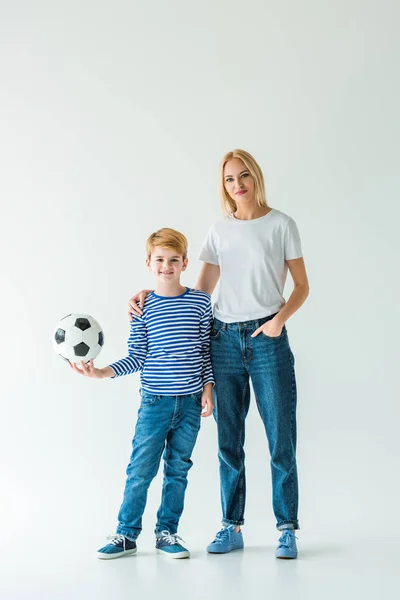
[198,208,302,323]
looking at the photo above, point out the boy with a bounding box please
[71,228,214,559]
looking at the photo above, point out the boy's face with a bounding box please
[146,247,188,284]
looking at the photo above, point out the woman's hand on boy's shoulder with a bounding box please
[128,290,153,321]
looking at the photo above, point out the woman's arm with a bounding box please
[128,290,153,320]
[194,262,220,295]
[253,257,309,338]
[274,257,309,327]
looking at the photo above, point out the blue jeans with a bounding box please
[116,391,202,540]
[211,315,299,531]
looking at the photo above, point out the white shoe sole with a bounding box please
[97,548,137,560]
[156,548,190,559]
[207,545,244,554]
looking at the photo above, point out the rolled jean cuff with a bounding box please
[222,518,244,527]
[277,520,299,531]
[115,527,138,541]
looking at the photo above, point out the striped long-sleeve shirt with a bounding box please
[109,288,214,395]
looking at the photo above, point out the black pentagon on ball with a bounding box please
[54,328,66,344]
[98,331,104,346]
[74,342,90,357]
[75,317,91,331]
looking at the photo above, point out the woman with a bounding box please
[128,149,309,559]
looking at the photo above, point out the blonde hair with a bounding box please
[146,228,188,259]
[219,149,268,215]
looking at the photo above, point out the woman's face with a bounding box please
[223,158,255,205]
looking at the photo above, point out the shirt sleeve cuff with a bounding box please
[203,376,215,388]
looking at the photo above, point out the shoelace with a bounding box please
[159,530,185,545]
[106,534,125,546]
[278,531,298,548]
[213,527,234,544]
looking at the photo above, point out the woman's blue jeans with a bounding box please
[211,315,299,531]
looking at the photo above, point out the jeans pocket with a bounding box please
[262,326,286,340]
[140,393,159,406]
[210,322,223,340]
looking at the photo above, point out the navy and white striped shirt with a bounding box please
[109,288,214,395]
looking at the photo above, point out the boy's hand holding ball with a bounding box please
[70,360,115,379]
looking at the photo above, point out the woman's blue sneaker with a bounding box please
[156,530,190,559]
[206,525,244,553]
[275,529,298,559]
[97,534,137,560]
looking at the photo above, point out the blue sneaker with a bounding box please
[156,530,190,559]
[97,534,137,560]
[275,529,298,559]
[206,525,244,554]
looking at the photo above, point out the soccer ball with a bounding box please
[53,313,104,363]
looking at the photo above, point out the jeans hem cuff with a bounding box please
[277,521,299,531]
[222,519,244,527]
[116,528,138,541]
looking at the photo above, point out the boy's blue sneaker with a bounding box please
[156,530,190,559]
[206,525,244,554]
[275,529,298,559]
[97,534,137,560]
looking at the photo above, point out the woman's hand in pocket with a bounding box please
[251,318,283,338]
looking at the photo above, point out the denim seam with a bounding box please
[244,328,253,364]
[236,377,248,521]
[289,345,298,524]
[170,397,179,428]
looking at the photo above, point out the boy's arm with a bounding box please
[108,314,148,377]
[199,297,215,388]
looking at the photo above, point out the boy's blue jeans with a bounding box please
[116,391,202,541]
[211,315,299,531]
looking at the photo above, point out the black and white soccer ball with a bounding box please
[53,313,104,363]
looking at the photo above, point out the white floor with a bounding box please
[2,527,398,600]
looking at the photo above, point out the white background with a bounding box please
[1,1,399,598]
